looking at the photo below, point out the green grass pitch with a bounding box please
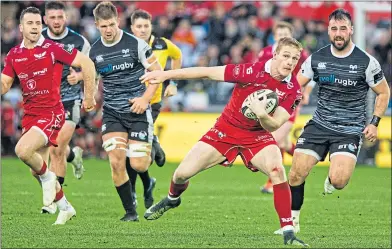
[1,158,391,248]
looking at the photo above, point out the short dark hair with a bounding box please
[131,9,152,25]
[93,1,118,21]
[275,37,303,54]
[329,8,352,25]
[20,7,41,23]
[45,1,66,12]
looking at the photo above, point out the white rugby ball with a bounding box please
[241,89,279,120]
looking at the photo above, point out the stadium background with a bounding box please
[1,1,391,167]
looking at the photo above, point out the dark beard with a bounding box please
[331,38,350,51]
[48,26,65,36]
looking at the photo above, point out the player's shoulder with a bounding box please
[122,31,142,43]
[6,44,23,57]
[312,44,331,56]
[263,45,273,52]
[352,46,378,64]
[67,28,89,42]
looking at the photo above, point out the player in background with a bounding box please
[1,7,96,224]
[258,21,312,194]
[33,1,90,214]
[141,37,308,247]
[90,2,162,221]
[126,9,182,209]
[279,9,390,234]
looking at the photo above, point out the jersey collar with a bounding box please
[20,35,45,48]
[330,43,356,58]
[46,27,69,40]
[264,59,292,83]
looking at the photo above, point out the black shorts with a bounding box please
[101,108,154,143]
[151,103,161,124]
[295,120,362,161]
[63,99,81,126]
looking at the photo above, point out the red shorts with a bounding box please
[21,110,65,147]
[199,120,277,172]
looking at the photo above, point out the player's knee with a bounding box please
[329,174,349,190]
[268,164,285,179]
[50,146,66,159]
[110,157,126,174]
[173,170,190,183]
[15,143,32,162]
[289,169,307,185]
[129,157,149,173]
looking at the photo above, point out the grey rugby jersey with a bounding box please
[42,27,91,102]
[301,44,385,136]
[89,30,153,113]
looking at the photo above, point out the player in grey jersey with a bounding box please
[274,9,390,235]
[90,1,162,222]
[34,1,90,215]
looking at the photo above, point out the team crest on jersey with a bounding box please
[26,79,36,90]
[43,43,51,49]
[122,49,130,57]
[64,44,74,54]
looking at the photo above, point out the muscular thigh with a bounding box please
[329,134,361,183]
[102,132,128,165]
[53,121,76,148]
[250,144,282,175]
[175,141,226,180]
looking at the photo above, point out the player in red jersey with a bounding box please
[258,21,312,194]
[141,37,308,247]
[1,7,96,225]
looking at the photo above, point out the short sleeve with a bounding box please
[365,55,385,87]
[2,52,15,78]
[224,62,263,84]
[280,88,303,116]
[81,36,91,56]
[51,42,78,65]
[166,38,182,60]
[137,38,154,69]
[300,55,314,79]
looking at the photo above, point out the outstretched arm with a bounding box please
[140,66,226,84]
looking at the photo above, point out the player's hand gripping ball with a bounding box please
[241,89,279,120]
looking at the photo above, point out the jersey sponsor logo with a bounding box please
[96,55,104,63]
[287,82,294,89]
[26,79,36,90]
[98,62,134,74]
[138,131,147,140]
[317,62,326,69]
[246,67,253,75]
[122,49,130,57]
[349,64,358,73]
[18,73,28,79]
[255,134,273,142]
[15,58,27,62]
[319,74,357,86]
[34,51,47,59]
[33,68,48,76]
[37,119,48,124]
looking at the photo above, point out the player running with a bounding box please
[1,6,96,225]
[141,37,308,247]
[90,2,162,221]
[258,21,311,194]
[279,9,390,235]
[126,9,183,209]
[36,1,90,214]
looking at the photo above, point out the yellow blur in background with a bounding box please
[155,113,391,168]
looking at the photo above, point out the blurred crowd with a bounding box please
[1,1,391,158]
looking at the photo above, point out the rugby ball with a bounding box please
[241,89,279,120]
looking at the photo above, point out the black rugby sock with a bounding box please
[290,182,305,211]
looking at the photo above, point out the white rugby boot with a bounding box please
[53,203,76,225]
[324,176,336,194]
[70,146,85,180]
[41,203,57,214]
